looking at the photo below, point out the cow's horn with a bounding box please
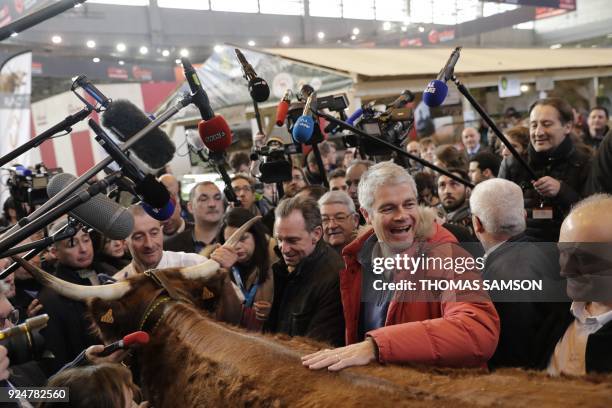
[11,256,131,301]
[222,216,261,248]
[179,216,262,281]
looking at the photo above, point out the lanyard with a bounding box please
[231,266,259,307]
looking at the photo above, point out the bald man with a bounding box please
[546,194,612,376]
[159,174,187,239]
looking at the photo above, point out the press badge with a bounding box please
[532,206,553,219]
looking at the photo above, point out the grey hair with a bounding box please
[469,178,525,236]
[274,196,322,232]
[318,191,356,213]
[357,161,417,214]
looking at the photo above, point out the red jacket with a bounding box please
[341,224,500,367]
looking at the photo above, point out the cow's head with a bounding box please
[12,217,260,343]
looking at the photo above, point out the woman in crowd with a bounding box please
[90,232,131,276]
[212,208,275,331]
[497,125,530,179]
[40,363,148,407]
[434,144,468,171]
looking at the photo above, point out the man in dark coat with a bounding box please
[265,197,345,347]
[585,128,612,195]
[37,223,102,375]
[501,98,591,242]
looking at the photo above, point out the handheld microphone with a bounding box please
[47,173,134,240]
[101,100,176,170]
[423,47,462,108]
[235,49,270,103]
[292,93,316,144]
[181,57,215,121]
[98,331,150,357]
[275,89,292,126]
[89,120,175,221]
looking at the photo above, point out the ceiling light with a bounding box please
[175,59,181,64]
[382,22,391,31]
[118,60,125,66]
[401,26,407,32]
[213,44,223,53]
[51,35,62,44]
[350,35,357,40]
[161,49,170,57]
[86,40,96,48]
[418,26,425,33]
[520,84,530,93]
[549,43,562,49]
[139,46,148,55]
[92,57,100,63]
[352,27,360,35]
[179,48,189,57]
[281,35,290,45]
[317,32,325,40]
[247,40,256,47]
[116,43,127,52]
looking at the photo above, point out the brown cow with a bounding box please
[12,218,612,407]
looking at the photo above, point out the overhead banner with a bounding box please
[493,0,575,9]
[498,75,522,98]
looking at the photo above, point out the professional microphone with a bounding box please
[197,122,239,204]
[275,89,292,126]
[423,46,462,107]
[292,93,317,144]
[235,48,270,103]
[89,120,175,221]
[101,99,176,169]
[387,90,415,110]
[98,331,150,357]
[181,57,214,120]
[47,173,134,240]
[346,108,364,126]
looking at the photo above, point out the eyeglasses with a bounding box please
[0,309,19,326]
[233,186,253,193]
[322,213,353,225]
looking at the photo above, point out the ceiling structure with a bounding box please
[1,0,611,101]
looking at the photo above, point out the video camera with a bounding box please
[349,90,415,156]
[0,314,48,366]
[250,139,301,184]
[6,164,62,208]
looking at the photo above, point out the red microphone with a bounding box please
[98,331,150,357]
[198,115,232,152]
[275,89,292,127]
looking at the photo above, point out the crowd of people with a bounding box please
[0,97,611,406]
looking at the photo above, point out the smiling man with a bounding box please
[500,98,591,242]
[266,197,345,346]
[302,161,499,371]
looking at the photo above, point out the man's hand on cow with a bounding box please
[26,299,43,318]
[301,338,378,372]
[210,247,238,270]
[532,176,561,197]
[85,345,130,365]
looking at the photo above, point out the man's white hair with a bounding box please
[318,191,356,213]
[469,178,525,236]
[358,161,417,214]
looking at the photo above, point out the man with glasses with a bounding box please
[231,174,272,217]
[318,191,360,254]
[282,167,308,198]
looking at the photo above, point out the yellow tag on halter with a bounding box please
[100,308,114,324]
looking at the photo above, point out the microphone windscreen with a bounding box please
[198,116,232,152]
[423,80,448,107]
[134,174,170,209]
[275,100,290,127]
[292,115,315,144]
[47,173,134,240]
[101,99,176,169]
[347,108,363,126]
[249,78,270,103]
[141,199,175,221]
[122,331,150,347]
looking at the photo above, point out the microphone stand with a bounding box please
[313,109,474,188]
[450,75,537,180]
[0,107,92,168]
[0,95,193,251]
[0,173,122,257]
[308,123,330,189]
[0,221,78,279]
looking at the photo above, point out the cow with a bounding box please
[12,217,612,407]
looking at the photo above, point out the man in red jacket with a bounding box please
[302,161,500,371]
